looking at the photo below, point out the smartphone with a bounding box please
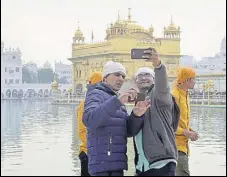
[136,93,146,102]
[131,48,153,59]
[128,93,146,103]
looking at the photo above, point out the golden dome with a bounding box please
[74,28,83,37]
[166,23,177,31]
[111,8,145,31]
[74,21,84,37]
[165,15,179,31]
[51,80,58,88]
[51,74,58,89]
[126,22,145,31]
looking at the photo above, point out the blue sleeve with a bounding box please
[127,112,144,137]
[82,90,123,129]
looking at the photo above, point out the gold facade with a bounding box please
[69,9,181,92]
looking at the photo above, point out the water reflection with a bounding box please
[125,107,226,176]
[189,107,226,176]
[1,100,79,176]
[1,101,226,176]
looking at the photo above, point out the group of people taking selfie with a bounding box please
[77,48,199,176]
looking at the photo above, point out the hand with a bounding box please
[132,100,151,117]
[143,48,161,67]
[183,130,199,141]
[118,89,137,105]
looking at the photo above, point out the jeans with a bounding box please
[136,162,176,176]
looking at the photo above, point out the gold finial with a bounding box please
[91,30,94,42]
[77,21,80,30]
[170,14,174,24]
[128,8,132,21]
[54,72,56,81]
[118,10,120,21]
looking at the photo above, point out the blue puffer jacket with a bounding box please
[82,83,144,175]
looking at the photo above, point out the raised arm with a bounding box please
[144,48,172,106]
[154,64,172,106]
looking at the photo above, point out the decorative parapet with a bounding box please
[73,41,111,50]
[137,38,161,46]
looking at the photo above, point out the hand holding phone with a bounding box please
[128,92,146,103]
[131,48,153,59]
[133,99,151,117]
[131,47,161,67]
[144,48,161,67]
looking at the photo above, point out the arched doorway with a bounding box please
[27,89,35,98]
[44,89,49,97]
[18,89,23,98]
[12,89,18,98]
[6,89,11,98]
[38,89,43,97]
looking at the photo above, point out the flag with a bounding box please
[92,30,94,42]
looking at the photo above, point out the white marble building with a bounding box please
[180,55,195,67]
[220,37,226,55]
[43,61,52,69]
[1,41,22,86]
[1,83,71,98]
[192,37,226,75]
[180,37,226,75]
[24,61,38,74]
[55,61,72,83]
[179,38,226,92]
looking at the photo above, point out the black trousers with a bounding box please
[136,162,176,176]
[78,151,91,176]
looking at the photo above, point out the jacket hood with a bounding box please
[94,82,117,96]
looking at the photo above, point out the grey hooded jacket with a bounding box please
[133,64,180,165]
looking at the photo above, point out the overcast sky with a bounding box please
[1,0,226,68]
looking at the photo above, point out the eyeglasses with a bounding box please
[136,73,153,80]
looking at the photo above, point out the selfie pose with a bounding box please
[132,48,180,176]
[82,61,150,176]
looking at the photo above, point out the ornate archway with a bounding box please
[44,89,49,97]
[18,89,23,98]
[38,89,43,97]
[12,89,18,98]
[6,89,11,98]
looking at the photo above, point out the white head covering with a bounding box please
[135,67,155,78]
[102,61,126,79]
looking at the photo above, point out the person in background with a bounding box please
[171,67,199,176]
[83,61,150,176]
[77,72,102,176]
[132,48,180,176]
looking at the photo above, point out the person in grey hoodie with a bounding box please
[133,48,180,176]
